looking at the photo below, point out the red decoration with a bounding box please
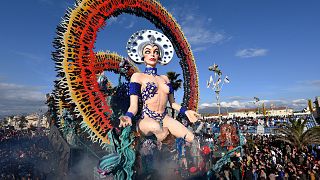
[189,166,197,173]
[202,145,211,155]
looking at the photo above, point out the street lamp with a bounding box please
[207,63,230,121]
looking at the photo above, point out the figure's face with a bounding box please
[142,44,160,67]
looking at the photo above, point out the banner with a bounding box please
[308,99,313,112]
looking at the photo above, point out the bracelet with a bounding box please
[179,107,187,115]
[167,83,174,94]
[129,82,141,96]
[125,112,134,118]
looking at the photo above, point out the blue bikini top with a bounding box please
[129,67,174,99]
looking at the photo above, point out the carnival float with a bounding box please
[46,0,244,179]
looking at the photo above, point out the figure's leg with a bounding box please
[162,116,194,142]
[138,118,169,141]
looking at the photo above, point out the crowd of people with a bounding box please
[193,116,319,179]
[213,134,320,180]
[144,134,320,180]
[0,128,57,180]
[1,114,319,180]
[133,115,320,179]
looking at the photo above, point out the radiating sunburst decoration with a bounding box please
[51,0,199,148]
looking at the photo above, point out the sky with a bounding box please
[0,0,319,116]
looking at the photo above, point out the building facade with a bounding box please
[204,107,294,119]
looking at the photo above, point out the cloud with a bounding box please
[104,15,137,29]
[200,103,214,108]
[11,51,43,63]
[235,48,268,58]
[107,17,118,25]
[220,101,243,108]
[302,80,320,87]
[289,99,309,108]
[292,99,307,104]
[9,50,54,83]
[199,100,253,109]
[199,98,308,111]
[170,5,230,52]
[183,24,225,45]
[0,82,47,116]
[193,47,208,52]
[282,80,320,93]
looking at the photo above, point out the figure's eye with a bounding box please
[145,50,150,54]
[154,50,159,55]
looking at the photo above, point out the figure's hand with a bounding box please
[119,116,132,128]
[185,110,201,123]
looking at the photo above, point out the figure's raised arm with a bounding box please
[119,73,141,128]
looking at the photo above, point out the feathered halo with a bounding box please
[126,30,174,65]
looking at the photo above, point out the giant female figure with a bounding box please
[119,30,200,143]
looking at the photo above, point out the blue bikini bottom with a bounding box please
[141,104,167,126]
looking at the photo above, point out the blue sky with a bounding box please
[0,0,319,116]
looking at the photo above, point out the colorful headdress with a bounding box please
[126,30,174,65]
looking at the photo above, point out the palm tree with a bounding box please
[276,118,320,151]
[166,72,183,92]
[166,71,183,118]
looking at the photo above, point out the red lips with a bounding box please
[150,58,156,61]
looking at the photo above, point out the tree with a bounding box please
[2,118,8,126]
[18,116,28,130]
[166,71,183,118]
[276,118,320,151]
[166,72,183,92]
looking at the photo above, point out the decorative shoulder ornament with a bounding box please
[126,30,174,65]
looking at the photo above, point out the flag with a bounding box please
[207,75,213,88]
[224,76,230,83]
[214,78,221,88]
[209,75,213,84]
